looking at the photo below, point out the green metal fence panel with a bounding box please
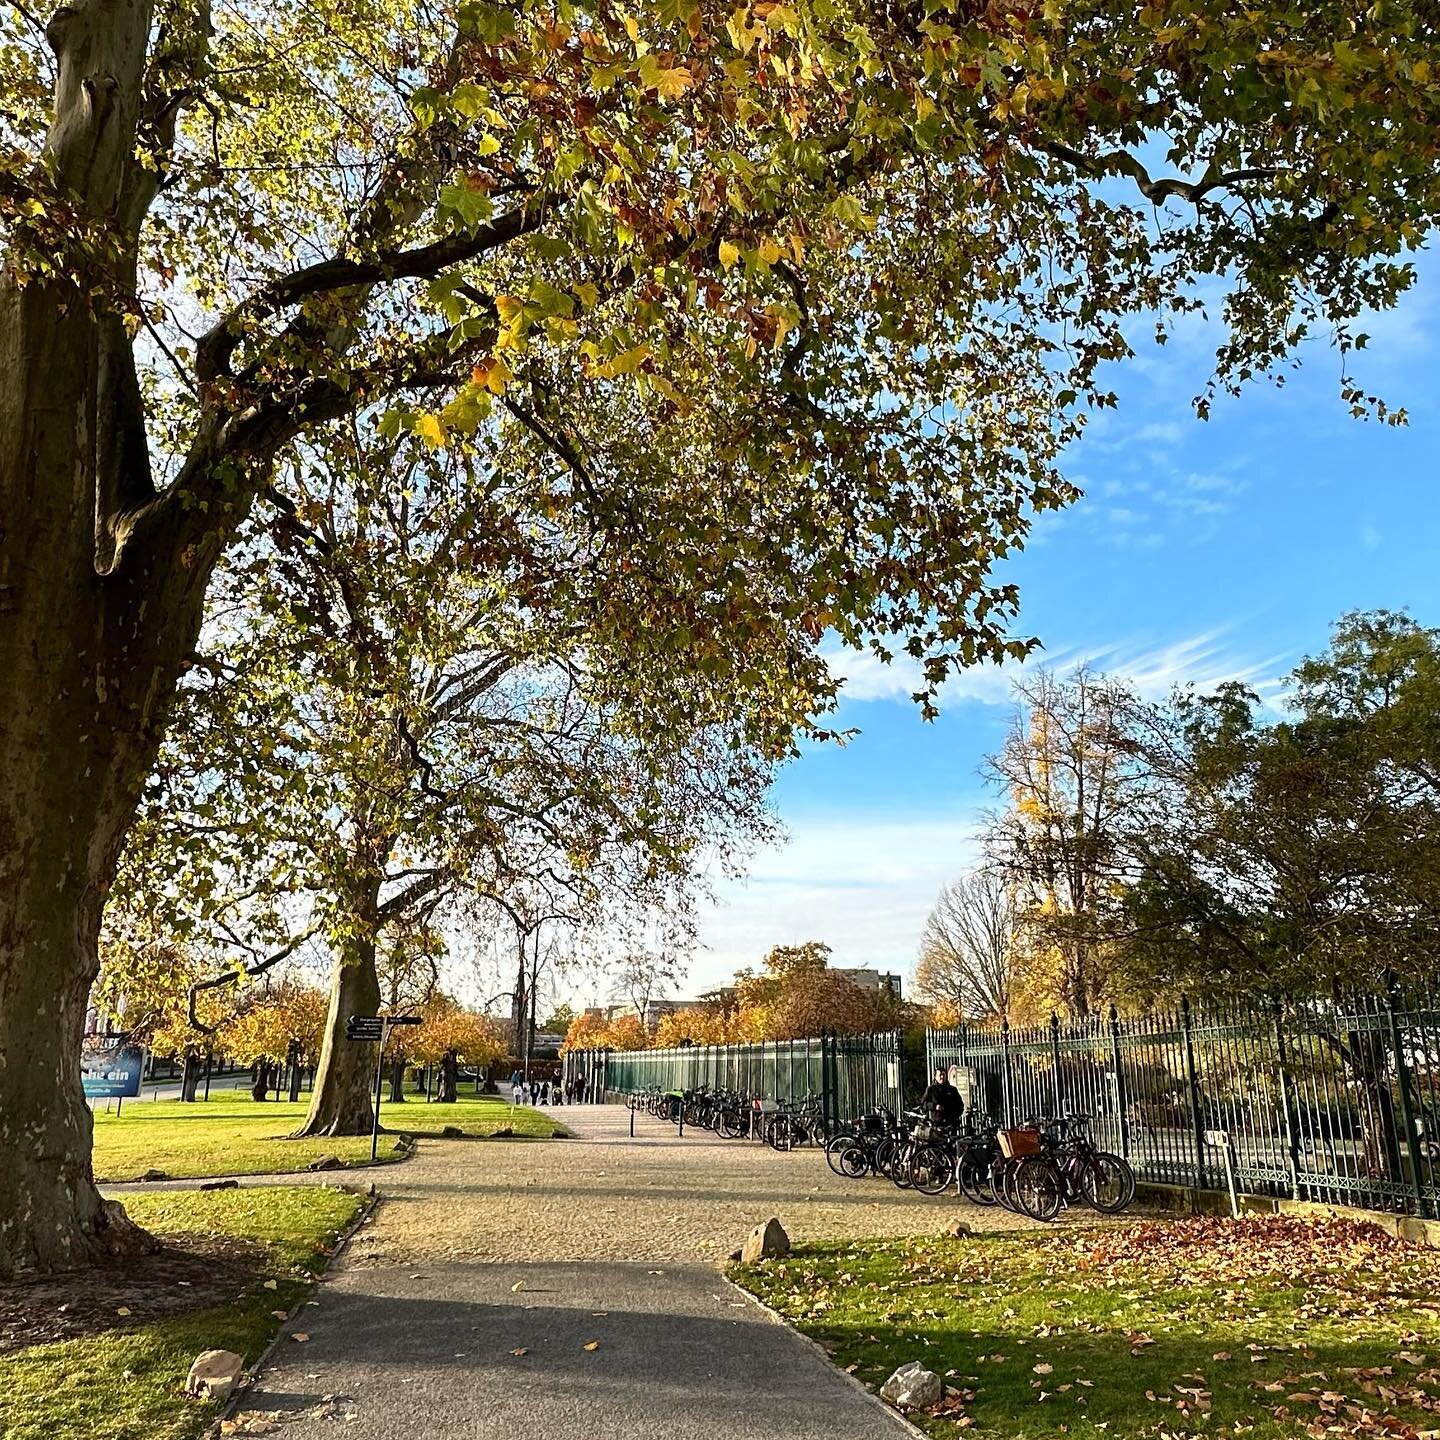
[567,1030,904,1135]
[926,978,1440,1219]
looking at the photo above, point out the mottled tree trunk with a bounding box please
[180,1048,201,1103]
[0,0,229,1276]
[294,872,384,1137]
[0,264,184,1277]
[435,1050,459,1103]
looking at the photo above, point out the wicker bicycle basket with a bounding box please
[998,1127,1042,1159]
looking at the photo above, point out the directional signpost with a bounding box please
[346,1014,422,1160]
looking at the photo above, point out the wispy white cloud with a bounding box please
[823,626,1290,709]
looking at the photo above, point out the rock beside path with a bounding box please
[740,1217,790,1263]
[880,1361,942,1410]
[186,1348,244,1401]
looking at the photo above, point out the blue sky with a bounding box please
[678,255,1440,998]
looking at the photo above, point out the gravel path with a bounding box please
[237,1104,1046,1438]
[339,1102,1043,1266]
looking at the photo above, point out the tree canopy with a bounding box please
[6,0,1440,1274]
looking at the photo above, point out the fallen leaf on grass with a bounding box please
[115,1307,131,1317]
[510,1348,528,1357]
[271,1310,289,1320]
[1034,1364,1053,1375]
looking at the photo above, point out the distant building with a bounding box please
[833,967,903,999]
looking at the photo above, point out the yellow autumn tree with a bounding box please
[653,1007,734,1048]
[407,996,504,1103]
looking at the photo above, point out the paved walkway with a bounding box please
[238,1105,1041,1437]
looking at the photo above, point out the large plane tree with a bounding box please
[1,0,1436,1273]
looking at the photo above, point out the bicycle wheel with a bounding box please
[1081,1151,1136,1213]
[1015,1156,1063,1221]
[886,1141,914,1189]
[910,1142,955,1196]
[998,1159,1023,1211]
[718,1108,746,1141]
[768,1115,795,1151]
[825,1132,857,1176]
[958,1150,995,1205]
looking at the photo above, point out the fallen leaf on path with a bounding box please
[510,1348,528,1356]
[116,1307,131,1317]
[583,1341,601,1351]
[291,1332,310,1343]
[510,1281,525,1293]
[271,1310,289,1320]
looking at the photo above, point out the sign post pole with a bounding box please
[371,1020,389,1163]
[346,1014,421,1164]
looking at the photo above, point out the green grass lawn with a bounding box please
[731,1215,1440,1440]
[91,1093,561,1181]
[379,1091,567,1140]
[0,1186,362,1440]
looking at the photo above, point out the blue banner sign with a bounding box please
[82,1044,146,1099]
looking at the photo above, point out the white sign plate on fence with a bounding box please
[886,1060,899,1089]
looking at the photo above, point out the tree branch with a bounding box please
[186,927,318,1033]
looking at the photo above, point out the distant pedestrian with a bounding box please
[510,1071,523,1105]
[539,1079,549,1105]
[574,1074,587,1105]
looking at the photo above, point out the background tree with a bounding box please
[123,434,775,1139]
[6,0,1440,1275]
[984,669,1144,1017]
[916,871,1020,1024]
[221,982,328,1103]
[653,1006,734,1048]
[559,1011,613,1055]
[539,1003,577,1036]
[405,995,502,1104]
[732,942,902,1040]
[1117,616,1440,998]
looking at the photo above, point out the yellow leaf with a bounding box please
[598,342,651,377]
[656,64,694,101]
[414,413,446,448]
[718,240,741,270]
[583,1340,601,1351]
[757,237,783,264]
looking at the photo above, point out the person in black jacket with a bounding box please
[920,1067,963,1127]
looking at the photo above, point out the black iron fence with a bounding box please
[927,979,1440,1218]
[562,1031,904,1136]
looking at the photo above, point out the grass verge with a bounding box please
[385,1092,567,1140]
[92,1093,561,1181]
[730,1215,1440,1440]
[0,1185,362,1440]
